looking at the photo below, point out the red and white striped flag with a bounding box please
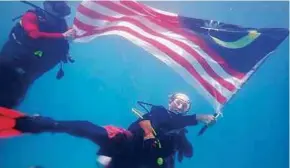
[72,0,289,112]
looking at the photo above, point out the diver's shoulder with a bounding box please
[150,105,168,112]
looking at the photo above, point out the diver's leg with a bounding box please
[15,115,109,145]
[55,120,109,145]
[0,107,109,145]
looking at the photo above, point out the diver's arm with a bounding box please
[142,106,199,130]
[169,114,198,130]
[21,12,64,39]
[171,114,216,130]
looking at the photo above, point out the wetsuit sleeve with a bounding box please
[170,114,198,129]
[21,12,64,39]
[146,106,198,130]
[15,116,109,146]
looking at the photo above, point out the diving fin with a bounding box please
[0,107,25,118]
[0,107,25,138]
[0,129,22,138]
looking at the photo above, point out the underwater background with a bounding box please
[0,1,289,168]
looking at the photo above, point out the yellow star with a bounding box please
[248,30,260,39]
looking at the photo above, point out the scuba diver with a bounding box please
[0,93,215,168]
[97,93,215,168]
[0,1,76,108]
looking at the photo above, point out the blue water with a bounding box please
[0,1,289,168]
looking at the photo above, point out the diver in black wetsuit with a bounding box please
[0,93,215,168]
[0,1,75,108]
[97,93,215,168]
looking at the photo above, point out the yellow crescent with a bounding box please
[210,30,261,49]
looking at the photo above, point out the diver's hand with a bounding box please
[196,114,216,125]
[63,28,76,41]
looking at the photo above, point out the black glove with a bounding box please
[176,129,193,162]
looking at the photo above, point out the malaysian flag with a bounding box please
[72,0,289,111]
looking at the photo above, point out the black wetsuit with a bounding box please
[0,8,70,108]
[5,103,198,168]
[15,116,121,149]
[101,103,198,168]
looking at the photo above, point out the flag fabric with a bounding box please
[72,0,289,111]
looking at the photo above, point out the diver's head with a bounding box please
[43,1,71,18]
[168,93,191,115]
